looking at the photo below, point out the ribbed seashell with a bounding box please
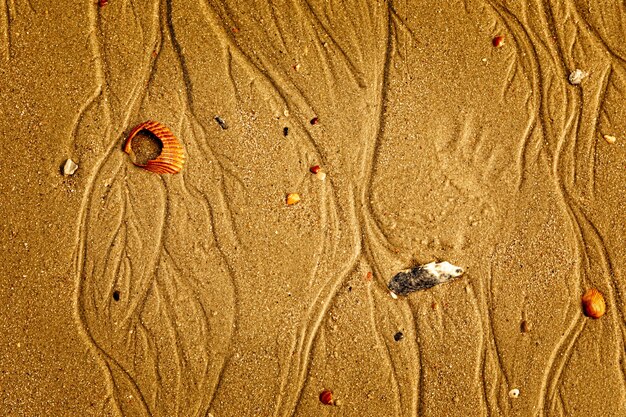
[319,389,333,405]
[582,288,606,319]
[124,121,185,174]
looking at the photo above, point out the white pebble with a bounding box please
[63,159,78,176]
[508,388,520,398]
[568,69,587,85]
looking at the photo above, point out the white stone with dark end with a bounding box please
[388,261,464,296]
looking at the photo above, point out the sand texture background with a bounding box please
[1,0,626,416]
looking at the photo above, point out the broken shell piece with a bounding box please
[603,134,617,144]
[509,388,520,399]
[388,261,464,296]
[319,389,334,405]
[492,35,505,47]
[124,121,185,174]
[63,159,78,176]
[568,69,587,85]
[286,193,301,205]
[309,166,326,180]
[582,288,606,319]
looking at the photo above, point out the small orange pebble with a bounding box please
[231,27,240,34]
[124,121,185,174]
[319,389,334,405]
[492,35,505,47]
[98,0,108,6]
[310,117,319,125]
[310,165,321,174]
[582,288,606,319]
[286,193,301,205]
[365,272,373,281]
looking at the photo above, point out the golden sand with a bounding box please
[1,1,625,415]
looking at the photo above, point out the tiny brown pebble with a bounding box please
[231,27,240,33]
[520,320,530,333]
[310,165,321,174]
[431,302,438,310]
[98,0,108,6]
[492,35,505,47]
[394,331,404,341]
[319,389,333,405]
[310,117,319,125]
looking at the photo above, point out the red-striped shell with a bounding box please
[124,121,185,174]
[319,389,333,405]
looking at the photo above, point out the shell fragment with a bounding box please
[63,159,78,176]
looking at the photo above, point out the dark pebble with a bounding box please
[113,291,120,301]
[521,320,530,333]
[214,116,228,130]
[394,331,404,341]
[283,127,289,136]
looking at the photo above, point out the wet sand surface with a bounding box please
[1,0,625,416]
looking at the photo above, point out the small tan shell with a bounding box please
[124,121,185,174]
[582,288,606,319]
[603,134,617,144]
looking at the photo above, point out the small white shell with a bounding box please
[508,388,520,398]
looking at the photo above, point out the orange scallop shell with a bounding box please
[582,288,606,319]
[124,121,185,174]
